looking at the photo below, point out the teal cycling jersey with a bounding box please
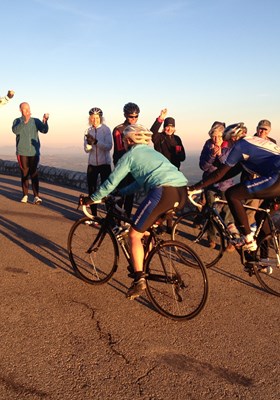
[90,144,188,202]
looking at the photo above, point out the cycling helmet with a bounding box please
[123,102,140,115]
[123,124,152,144]
[89,107,103,116]
[223,123,247,141]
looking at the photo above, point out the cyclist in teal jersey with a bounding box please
[83,124,188,298]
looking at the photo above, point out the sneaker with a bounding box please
[242,239,257,251]
[33,196,42,205]
[21,195,28,203]
[259,259,273,275]
[234,237,257,251]
[126,277,146,300]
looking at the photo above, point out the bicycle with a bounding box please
[172,189,280,297]
[67,195,209,321]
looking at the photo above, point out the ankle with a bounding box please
[134,271,145,281]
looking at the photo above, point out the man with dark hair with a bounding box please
[112,102,140,218]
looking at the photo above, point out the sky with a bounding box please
[1,0,280,155]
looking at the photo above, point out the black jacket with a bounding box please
[150,118,186,170]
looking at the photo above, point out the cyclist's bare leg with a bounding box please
[126,227,146,299]
[129,227,145,272]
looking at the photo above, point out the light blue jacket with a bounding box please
[90,144,188,202]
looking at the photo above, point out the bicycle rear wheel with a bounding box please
[254,234,280,297]
[172,211,224,268]
[67,217,118,284]
[144,240,209,321]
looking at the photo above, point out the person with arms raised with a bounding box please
[0,89,15,106]
[150,108,186,233]
[12,102,49,204]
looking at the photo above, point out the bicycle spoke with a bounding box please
[67,217,118,284]
[145,241,208,320]
[172,211,224,268]
[254,234,280,296]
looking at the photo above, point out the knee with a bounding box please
[21,169,29,179]
[128,228,143,244]
[30,170,38,179]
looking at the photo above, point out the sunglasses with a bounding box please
[258,127,268,131]
[127,115,138,119]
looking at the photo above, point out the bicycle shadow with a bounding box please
[0,215,74,277]
[210,263,268,294]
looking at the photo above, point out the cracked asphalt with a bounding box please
[0,174,279,400]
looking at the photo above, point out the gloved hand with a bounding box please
[79,195,93,206]
[86,134,97,145]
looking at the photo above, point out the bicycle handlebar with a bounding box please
[78,194,125,219]
[187,189,203,210]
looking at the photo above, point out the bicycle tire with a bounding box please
[67,217,119,284]
[254,233,280,297]
[172,211,224,268]
[144,240,209,321]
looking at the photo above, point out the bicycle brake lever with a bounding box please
[77,194,84,210]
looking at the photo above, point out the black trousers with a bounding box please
[87,164,111,216]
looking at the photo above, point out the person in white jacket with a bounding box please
[84,107,113,216]
[0,89,15,106]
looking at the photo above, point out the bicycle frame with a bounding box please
[69,195,210,319]
[81,200,166,272]
[188,189,280,268]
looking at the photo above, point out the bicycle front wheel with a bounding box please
[254,234,280,297]
[144,240,209,321]
[172,211,224,268]
[67,217,118,284]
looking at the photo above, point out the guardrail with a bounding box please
[0,159,88,191]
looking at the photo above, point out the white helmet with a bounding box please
[123,124,152,145]
[223,123,247,141]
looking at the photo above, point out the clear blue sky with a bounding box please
[1,0,280,152]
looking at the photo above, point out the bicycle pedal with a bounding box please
[244,265,254,276]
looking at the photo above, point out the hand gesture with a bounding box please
[43,113,49,123]
[159,108,168,120]
[7,90,15,99]
[211,144,222,157]
[86,134,94,145]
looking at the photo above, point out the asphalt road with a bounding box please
[0,174,279,400]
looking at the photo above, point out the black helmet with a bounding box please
[123,102,140,115]
[89,107,103,116]
[223,123,247,141]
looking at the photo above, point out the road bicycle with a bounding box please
[172,189,280,297]
[67,195,209,321]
